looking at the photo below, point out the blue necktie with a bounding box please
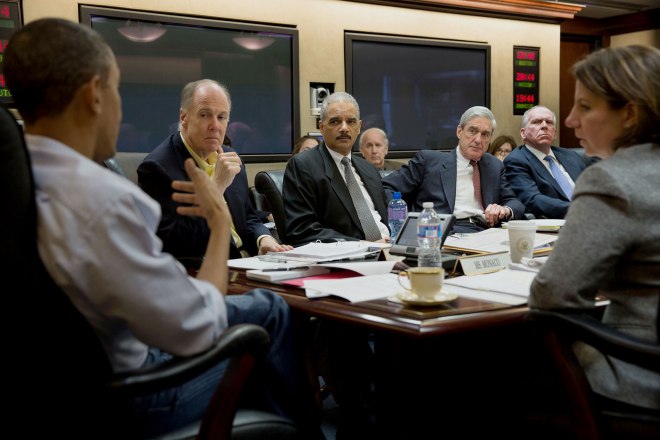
[544,155,573,200]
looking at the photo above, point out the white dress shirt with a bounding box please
[453,147,485,220]
[27,134,227,372]
[327,148,389,239]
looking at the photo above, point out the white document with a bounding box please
[507,256,549,273]
[443,285,528,306]
[444,228,557,254]
[272,241,372,259]
[304,273,401,302]
[227,257,309,270]
[444,268,536,299]
[246,266,331,282]
[246,260,396,283]
[503,219,565,231]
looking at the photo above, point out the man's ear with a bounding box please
[179,108,187,130]
[80,74,103,115]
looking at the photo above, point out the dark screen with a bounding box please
[80,6,299,162]
[346,33,490,156]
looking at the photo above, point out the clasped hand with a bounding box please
[483,204,511,226]
[214,150,242,192]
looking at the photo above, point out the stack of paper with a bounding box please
[246,266,331,282]
[502,219,565,232]
[444,269,536,305]
[444,228,557,254]
[260,241,378,263]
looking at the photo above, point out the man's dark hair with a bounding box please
[4,18,114,124]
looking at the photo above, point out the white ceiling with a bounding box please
[546,0,660,19]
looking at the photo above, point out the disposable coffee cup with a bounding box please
[397,267,445,300]
[507,221,536,263]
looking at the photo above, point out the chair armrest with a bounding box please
[527,309,660,371]
[107,323,270,395]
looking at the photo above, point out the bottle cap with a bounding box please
[422,202,434,209]
[393,192,401,199]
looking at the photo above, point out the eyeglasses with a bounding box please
[464,127,492,140]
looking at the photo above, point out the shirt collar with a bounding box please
[180,132,217,178]
[455,146,471,168]
[525,144,555,162]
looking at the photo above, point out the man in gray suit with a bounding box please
[504,105,589,219]
[382,106,525,233]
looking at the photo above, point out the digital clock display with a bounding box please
[0,0,21,104]
[513,46,539,115]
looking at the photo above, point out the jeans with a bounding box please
[128,288,303,437]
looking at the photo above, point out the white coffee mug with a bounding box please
[397,267,445,300]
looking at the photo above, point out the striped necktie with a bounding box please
[341,157,382,241]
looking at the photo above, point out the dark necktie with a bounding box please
[470,160,484,210]
[341,157,382,241]
[544,155,573,200]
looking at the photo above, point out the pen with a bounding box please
[261,266,310,272]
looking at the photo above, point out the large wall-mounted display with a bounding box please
[345,32,490,156]
[80,6,299,162]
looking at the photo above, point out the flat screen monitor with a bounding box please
[80,6,299,162]
[345,32,490,157]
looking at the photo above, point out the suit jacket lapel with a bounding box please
[525,147,565,196]
[320,143,362,228]
[443,151,458,212]
[478,156,495,206]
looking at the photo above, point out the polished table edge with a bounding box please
[228,270,528,338]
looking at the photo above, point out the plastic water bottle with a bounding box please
[387,192,408,241]
[417,202,442,268]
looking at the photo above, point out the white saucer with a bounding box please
[388,290,458,306]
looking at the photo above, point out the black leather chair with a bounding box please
[526,308,660,440]
[1,105,299,439]
[254,170,286,240]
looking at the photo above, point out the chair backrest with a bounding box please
[1,106,117,436]
[104,151,148,184]
[378,169,395,179]
[254,170,286,240]
[527,308,660,440]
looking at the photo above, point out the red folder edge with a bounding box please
[280,270,360,287]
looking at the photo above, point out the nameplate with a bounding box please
[459,252,510,276]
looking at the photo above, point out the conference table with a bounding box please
[227,268,527,337]
[226,266,558,438]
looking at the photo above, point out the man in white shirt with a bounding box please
[4,17,320,438]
